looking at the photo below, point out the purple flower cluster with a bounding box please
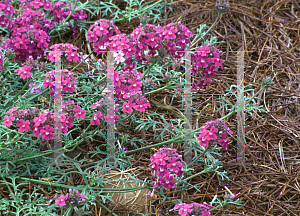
[191,45,223,91]
[2,106,75,140]
[215,0,230,16]
[173,202,214,216]
[197,119,233,150]
[87,19,121,54]
[47,43,81,63]
[43,68,78,96]
[1,0,88,62]
[55,189,88,207]
[149,148,184,190]
[2,1,56,62]
[29,82,43,94]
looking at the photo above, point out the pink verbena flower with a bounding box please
[149,148,183,190]
[14,65,33,79]
[91,111,102,125]
[134,99,147,112]
[122,99,135,113]
[128,77,142,92]
[197,132,210,147]
[16,119,31,132]
[210,52,223,67]
[2,115,15,127]
[40,125,55,140]
[55,194,68,207]
[205,126,218,140]
[73,106,86,119]
[218,133,230,150]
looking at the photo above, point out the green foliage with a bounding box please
[216,84,268,116]
[94,0,172,23]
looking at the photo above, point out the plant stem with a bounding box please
[8,79,31,105]
[181,166,212,182]
[144,80,172,95]
[187,141,215,167]
[190,15,221,49]
[94,199,119,216]
[4,133,26,146]
[2,175,148,192]
[70,51,95,73]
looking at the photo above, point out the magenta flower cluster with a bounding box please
[1,0,87,62]
[47,43,81,63]
[0,0,15,17]
[86,19,224,94]
[55,189,88,207]
[87,19,121,54]
[191,45,223,91]
[2,1,55,62]
[173,202,214,216]
[87,20,193,67]
[197,119,233,150]
[43,68,79,96]
[149,148,184,190]
[2,106,75,140]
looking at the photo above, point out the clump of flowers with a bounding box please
[215,0,230,16]
[47,43,81,63]
[87,19,121,54]
[2,105,76,141]
[173,202,214,216]
[55,189,88,207]
[149,147,184,190]
[43,68,78,96]
[4,5,55,62]
[191,45,223,91]
[197,119,233,150]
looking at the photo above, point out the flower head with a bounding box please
[55,194,68,207]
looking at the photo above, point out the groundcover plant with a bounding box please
[0,0,274,215]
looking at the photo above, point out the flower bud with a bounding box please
[142,78,157,93]
[215,0,230,16]
[139,14,150,27]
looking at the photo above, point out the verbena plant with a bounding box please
[0,0,274,215]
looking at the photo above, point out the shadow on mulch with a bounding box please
[4,0,299,215]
